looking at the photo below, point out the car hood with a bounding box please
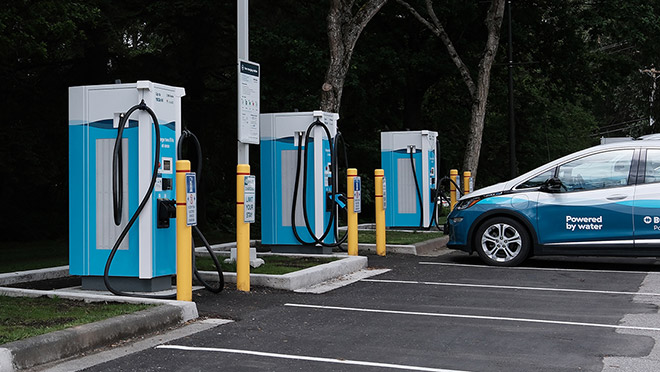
[459,182,508,200]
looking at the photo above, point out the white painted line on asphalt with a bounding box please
[156,345,469,372]
[284,303,660,332]
[419,261,660,274]
[361,278,660,297]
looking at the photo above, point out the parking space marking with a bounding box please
[284,303,660,332]
[156,345,469,372]
[361,278,660,297]
[419,261,660,274]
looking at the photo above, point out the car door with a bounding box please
[536,148,636,253]
[633,148,660,251]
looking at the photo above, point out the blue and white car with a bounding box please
[446,139,660,266]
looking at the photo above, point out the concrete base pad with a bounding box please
[81,275,173,292]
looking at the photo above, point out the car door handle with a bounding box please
[606,194,628,201]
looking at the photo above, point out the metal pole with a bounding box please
[449,169,459,211]
[236,164,251,292]
[374,169,386,256]
[463,171,472,195]
[176,160,192,301]
[237,0,249,164]
[347,168,358,256]
[507,0,517,178]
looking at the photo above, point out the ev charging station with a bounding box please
[381,130,438,228]
[260,111,340,254]
[69,81,185,291]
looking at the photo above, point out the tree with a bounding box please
[395,0,505,180]
[321,0,388,113]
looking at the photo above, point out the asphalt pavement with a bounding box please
[62,251,660,372]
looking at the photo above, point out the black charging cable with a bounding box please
[105,101,175,299]
[177,129,224,293]
[290,119,348,247]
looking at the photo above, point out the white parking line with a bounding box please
[156,345,469,372]
[361,278,660,297]
[284,303,660,332]
[419,261,660,274]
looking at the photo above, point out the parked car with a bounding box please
[446,139,660,266]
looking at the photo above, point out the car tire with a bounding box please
[474,217,530,266]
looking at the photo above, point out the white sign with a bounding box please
[244,175,256,223]
[353,176,362,213]
[238,60,260,144]
[185,173,197,226]
[382,176,387,210]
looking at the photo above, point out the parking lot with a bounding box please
[63,251,660,371]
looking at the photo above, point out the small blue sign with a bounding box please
[185,172,197,226]
[353,176,362,213]
[186,174,196,193]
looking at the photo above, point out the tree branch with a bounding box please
[395,0,476,98]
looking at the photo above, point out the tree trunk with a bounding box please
[462,0,506,180]
[321,0,388,113]
[396,0,506,181]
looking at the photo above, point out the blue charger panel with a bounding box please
[381,131,438,228]
[69,120,140,276]
[260,135,334,246]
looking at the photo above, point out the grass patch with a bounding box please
[358,230,443,245]
[0,296,152,345]
[0,240,68,273]
[196,255,338,275]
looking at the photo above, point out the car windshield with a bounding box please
[557,149,634,191]
[516,169,554,189]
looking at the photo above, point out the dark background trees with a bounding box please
[1,0,658,242]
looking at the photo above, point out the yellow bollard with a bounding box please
[347,168,358,256]
[175,160,192,302]
[374,169,386,256]
[450,169,459,211]
[236,164,251,292]
[463,171,472,195]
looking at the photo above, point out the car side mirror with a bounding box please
[540,177,563,193]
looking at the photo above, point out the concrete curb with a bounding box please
[0,303,190,372]
[197,255,368,291]
[413,235,450,255]
[357,243,416,255]
[0,266,69,286]
[353,235,449,256]
[0,288,198,372]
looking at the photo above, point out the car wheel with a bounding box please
[474,217,530,266]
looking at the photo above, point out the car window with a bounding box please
[557,149,634,192]
[644,149,660,184]
[516,169,555,189]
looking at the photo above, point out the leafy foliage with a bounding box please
[1,1,657,240]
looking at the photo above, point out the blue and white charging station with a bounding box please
[381,130,438,228]
[69,81,185,291]
[260,111,339,253]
